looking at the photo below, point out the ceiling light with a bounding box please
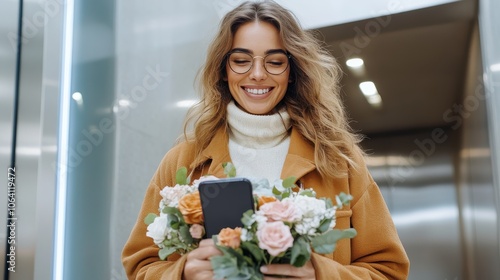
[71,92,82,102]
[366,94,382,106]
[346,58,364,68]
[176,99,198,108]
[359,81,378,96]
[490,63,500,72]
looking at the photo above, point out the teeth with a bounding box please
[245,88,271,95]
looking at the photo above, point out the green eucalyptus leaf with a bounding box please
[175,167,188,185]
[144,213,157,225]
[337,192,353,206]
[282,191,290,199]
[291,237,311,267]
[241,241,265,263]
[222,162,237,178]
[272,186,282,196]
[241,209,255,227]
[170,221,180,230]
[282,176,296,188]
[162,206,183,217]
[211,254,239,280]
[311,228,357,254]
[179,225,193,245]
[299,189,315,197]
[323,198,333,209]
[158,247,177,260]
[318,218,332,233]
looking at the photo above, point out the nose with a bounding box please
[249,57,267,81]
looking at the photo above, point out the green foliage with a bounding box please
[222,162,237,178]
[241,209,255,227]
[144,213,157,225]
[179,225,193,245]
[175,167,188,185]
[337,192,353,207]
[311,228,357,254]
[241,241,266,263]
[282,176,296,188]
[290,237,311,267]
[159,247,177,260]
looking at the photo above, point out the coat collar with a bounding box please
[194,126,316,181]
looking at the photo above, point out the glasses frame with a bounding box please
[226,50,292,75]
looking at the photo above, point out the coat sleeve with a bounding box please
[121,147,190,280]
[312,149,410,279]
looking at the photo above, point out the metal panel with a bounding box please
[363,130,463,280]
[34,0,66,279]
[479,0,500,262]
[3,0,47,279]
[60,0,116,279]
[459,19,500,279]
[0,0,19,277]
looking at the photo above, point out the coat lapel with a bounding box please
[196,126,316,181]
[280,128,316,181]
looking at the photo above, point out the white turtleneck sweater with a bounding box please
[227,101,292,185]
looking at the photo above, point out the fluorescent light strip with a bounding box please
[490,63,500,72]
[359,81,378,96]
[54,0,74,279]
[346,58,364,68]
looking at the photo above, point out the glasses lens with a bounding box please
[264,53,289,75]
[228,52,253,74]
[228,52,289,75]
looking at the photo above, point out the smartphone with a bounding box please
[198,177,255,238]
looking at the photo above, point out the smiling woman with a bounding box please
[225,21,291,115]
[122,1,409,279]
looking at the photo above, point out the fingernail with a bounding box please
[260,266,268,273]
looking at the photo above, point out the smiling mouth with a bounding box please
[243,87,273,95]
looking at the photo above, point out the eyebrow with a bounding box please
[230,48,287,55]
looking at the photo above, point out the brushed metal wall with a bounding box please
[0,0,18,276]
[363,130,464,280]
[1,0,47,279]
[459,19,500,279]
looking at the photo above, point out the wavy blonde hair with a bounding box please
[183,0,362,178]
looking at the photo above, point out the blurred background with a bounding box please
[1,0,499,279]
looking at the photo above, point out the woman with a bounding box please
[122,1,410,279]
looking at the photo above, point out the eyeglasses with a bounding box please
[226,50,291,75]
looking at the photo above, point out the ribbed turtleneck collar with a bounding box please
[227,101,292,149]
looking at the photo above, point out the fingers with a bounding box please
[261,261,315,279]
[187,239,222,261]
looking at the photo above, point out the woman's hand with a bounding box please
[182,239,222,280]
[261,261,316,280]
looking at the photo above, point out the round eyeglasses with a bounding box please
[227,51,291,75]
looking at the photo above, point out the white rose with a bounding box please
[192,175,220,188]
[146,215,169,245]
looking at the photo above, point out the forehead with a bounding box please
[231,21,285,54]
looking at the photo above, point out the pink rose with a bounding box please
[189,224,205,239]
[259,200,301,223]
[257,221,293,256]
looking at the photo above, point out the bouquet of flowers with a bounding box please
[144,163,356,278]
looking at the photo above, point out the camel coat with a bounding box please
[122,127,410,279]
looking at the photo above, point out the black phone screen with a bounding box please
[198,178,254,238]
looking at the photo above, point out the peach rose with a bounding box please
[189,224,205,239]
[258,195,277,208]
[178,191,203,224]
[257,221,293,256]
[259,200,301,223]
[217,227,242,249]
